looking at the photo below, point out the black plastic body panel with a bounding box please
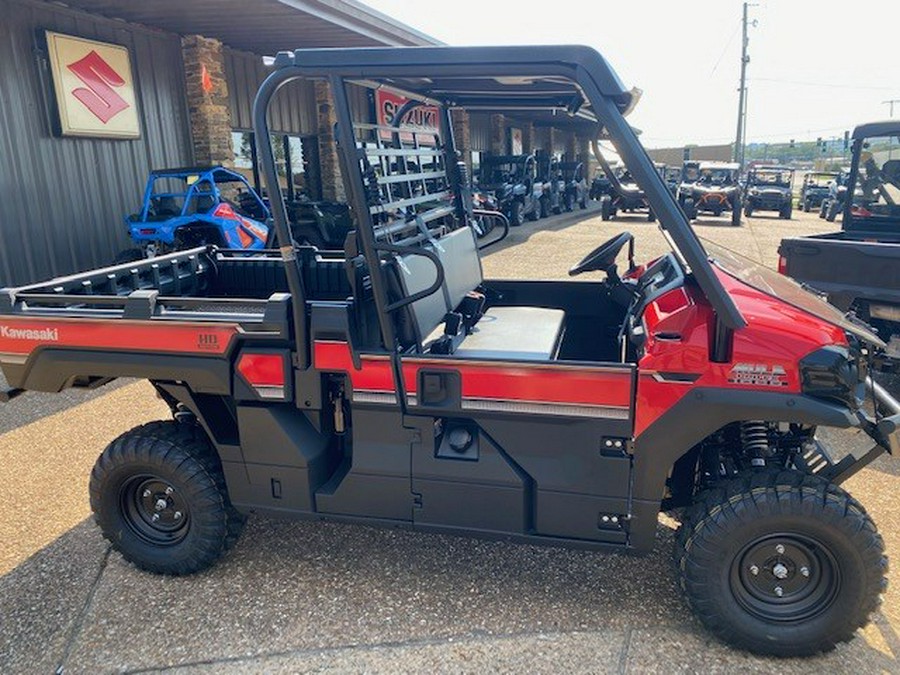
[779,232,900,311]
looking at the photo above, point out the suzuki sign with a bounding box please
[46,31,140,139]
[375,89,439,146]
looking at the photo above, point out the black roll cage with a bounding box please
[252,45,746,370]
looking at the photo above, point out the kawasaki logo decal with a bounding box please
[0,325,60,341]
[728,363,788,387]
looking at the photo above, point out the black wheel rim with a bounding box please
[120,475,191,546]
[731,533,840,623]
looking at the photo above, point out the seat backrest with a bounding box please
[393,226,483,348]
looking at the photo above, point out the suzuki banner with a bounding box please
[375,89,439,146]
[45,31,140,139]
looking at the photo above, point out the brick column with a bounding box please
[490,114,506,155]
[522,122,535,155]
[451,108,472,176]
[181,35,232,167]
[566,132,578,162]
[578,135,591,164]
[315,81,346,203]
[548,127,558,156]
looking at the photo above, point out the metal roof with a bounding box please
[852,120,900,140]
[56,0,439,51]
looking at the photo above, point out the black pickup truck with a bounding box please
[779,121,900,351]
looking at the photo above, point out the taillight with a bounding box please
[213,203,236,219]
[139,228,155,235]
[777,254,787,275]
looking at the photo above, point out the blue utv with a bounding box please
[118,166,270,261]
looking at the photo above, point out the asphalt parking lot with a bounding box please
[1,205,898,674]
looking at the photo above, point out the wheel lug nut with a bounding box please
[151,513,160,522]
[772,563,788,580]
[774,586,783,597]
[174,511,182,520]
[155,498,167,511]
[165,487,174,496]
[143,489,152,498]
[775,544,785,555]
[800,566,810,577]
[749,565,759,576]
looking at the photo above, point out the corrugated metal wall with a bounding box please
[0,0,194,286]
[470,113,490,152]
[224,47,316,133]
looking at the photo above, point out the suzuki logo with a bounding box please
[66,50,130,123]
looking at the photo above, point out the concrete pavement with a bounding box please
[1,207,898,673]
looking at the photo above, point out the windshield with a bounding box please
[699,168,734,185]
[703,240,884,346]
[806,173,837,187]
[682,165,700,182]
[750,170,792,187]
[848,135,900,226]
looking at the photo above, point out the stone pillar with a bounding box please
[548,127,558,156]
[451,108,472,176]
[522,122,535,155]
[490,114,506,155]
[181,35,232,167]
[566,132,578,162]
[578,135,591,165]
[315,80,346,203]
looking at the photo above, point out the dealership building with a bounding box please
[1,0,595,285]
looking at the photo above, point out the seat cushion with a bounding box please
[452,306,565,361]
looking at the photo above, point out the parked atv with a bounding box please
[536,153,564,217]
[679,161,742,226]
[479,154,542,226]
[592,140,656,221]
[820,169,853,222]
[744,166,795,219]
[559,161,588,211]
[800,171,839,212]
[589,170,613,201]
[663,165,682,197]
[119,167,270,261]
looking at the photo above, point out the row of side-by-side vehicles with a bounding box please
[3,45,900,660]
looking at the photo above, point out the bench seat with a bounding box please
[443,306,565,361]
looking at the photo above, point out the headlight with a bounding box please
[800,345,864,409]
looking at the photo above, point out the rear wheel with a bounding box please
[675,470,886,657]
[564,192,575,212]
[114,248,143,264]
[291,223,325,248]
[600,195,612,221]
[682,198,697,220]
[744,203,754,218]
[731,197,742,226]
[509,200,525,227]
[780,202,793,220]
[804,199,812,213]
[90,421,245,575]
[540,197,550,219]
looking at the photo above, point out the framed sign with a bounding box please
[375,89,439,146]
[45,31,140,139]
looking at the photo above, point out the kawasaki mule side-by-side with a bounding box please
[678,161,742,225]
[478,154,542,225]
[1,46,897,658]
[800,171,840,212]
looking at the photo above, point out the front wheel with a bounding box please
[675,470,886,657]
[90,421,245,575]
[731,198,742,226]
[780,203,793,220]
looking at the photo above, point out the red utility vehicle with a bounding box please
[1,46,897,657]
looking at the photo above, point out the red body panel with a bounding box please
[313,340,633,412]
[634,269,847,435]
[0,316,238,357]
[237,353,286,387]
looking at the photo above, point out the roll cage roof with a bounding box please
[148,167,250,183]
[852,121,900,140]
[252,45,745,368]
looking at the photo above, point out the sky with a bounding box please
[362,0,898,148]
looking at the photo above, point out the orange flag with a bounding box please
[201,64,213,94]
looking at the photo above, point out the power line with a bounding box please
[750,77,897,92]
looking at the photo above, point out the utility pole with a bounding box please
[733,2,754,169]
[883,99,900,118]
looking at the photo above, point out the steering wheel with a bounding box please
[569,232,634,277]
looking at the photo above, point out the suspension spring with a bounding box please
[740,421,770,466]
